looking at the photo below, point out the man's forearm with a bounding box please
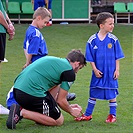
[0,11,9,30]
[5,12,12,24]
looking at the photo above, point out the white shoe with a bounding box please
[66,93,76,101]
[2,58,8,62]
[0,104,9,114]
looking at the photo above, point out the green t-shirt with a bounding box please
[0,0,6,33]
[14,56,75,97]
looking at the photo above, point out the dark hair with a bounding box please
[96,12,114,28]
[66,49,87,66]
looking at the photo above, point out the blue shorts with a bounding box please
[6,86,18,109]
[90,87,119,100]
[34,0,53,10]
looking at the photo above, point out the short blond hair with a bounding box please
[33,7,51,19]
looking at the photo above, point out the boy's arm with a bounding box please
[113,60,119,79]
[26,54,32,65]
[22,50,32,69]
[90,62,103,78]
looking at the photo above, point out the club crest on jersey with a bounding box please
[108,43,112,49]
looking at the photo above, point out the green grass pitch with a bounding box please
[0,23,132,133]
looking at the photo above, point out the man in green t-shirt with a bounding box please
[6,49,86,129]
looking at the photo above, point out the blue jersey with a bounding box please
[23,25,48,62]
[85,32,124,89]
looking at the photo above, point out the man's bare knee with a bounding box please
[55,113,64,126]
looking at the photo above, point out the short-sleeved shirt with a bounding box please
[23,25,48,62]
[0,0,6,33]
[85,32,124,89]
[14,56,75,97]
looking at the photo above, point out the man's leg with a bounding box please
[21,108,64,126]
[6,104,64,129]
[49,85,60,100]
[7,88,64,129]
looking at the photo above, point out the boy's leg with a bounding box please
[109,98,117,116]
[85,98,96,116]
[106,98,117,123]
[75,98,96,121]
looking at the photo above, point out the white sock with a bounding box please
[0,104,9,114]
[49,21,52,24]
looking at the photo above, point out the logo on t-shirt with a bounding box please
[108,43,112,49]
[93,45,98,49]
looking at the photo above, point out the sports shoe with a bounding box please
[105,114,116,123]
[66,93,76,101]
[0,104,9,114]
[6,104,22,129]
[46,22,52,26]
[75,114,92,121]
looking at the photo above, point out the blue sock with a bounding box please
[85,98,96,116]
[109,102,117,116]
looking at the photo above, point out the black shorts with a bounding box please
[13,88,61,120]
[0,33,6,61]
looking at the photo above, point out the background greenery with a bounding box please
[0,23,132,133]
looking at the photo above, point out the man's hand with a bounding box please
[7,23,15,41]
[70,107,82,118]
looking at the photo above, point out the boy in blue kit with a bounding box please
[22,7,50,69]
[75,12,124,123]
[6,7,51,109]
